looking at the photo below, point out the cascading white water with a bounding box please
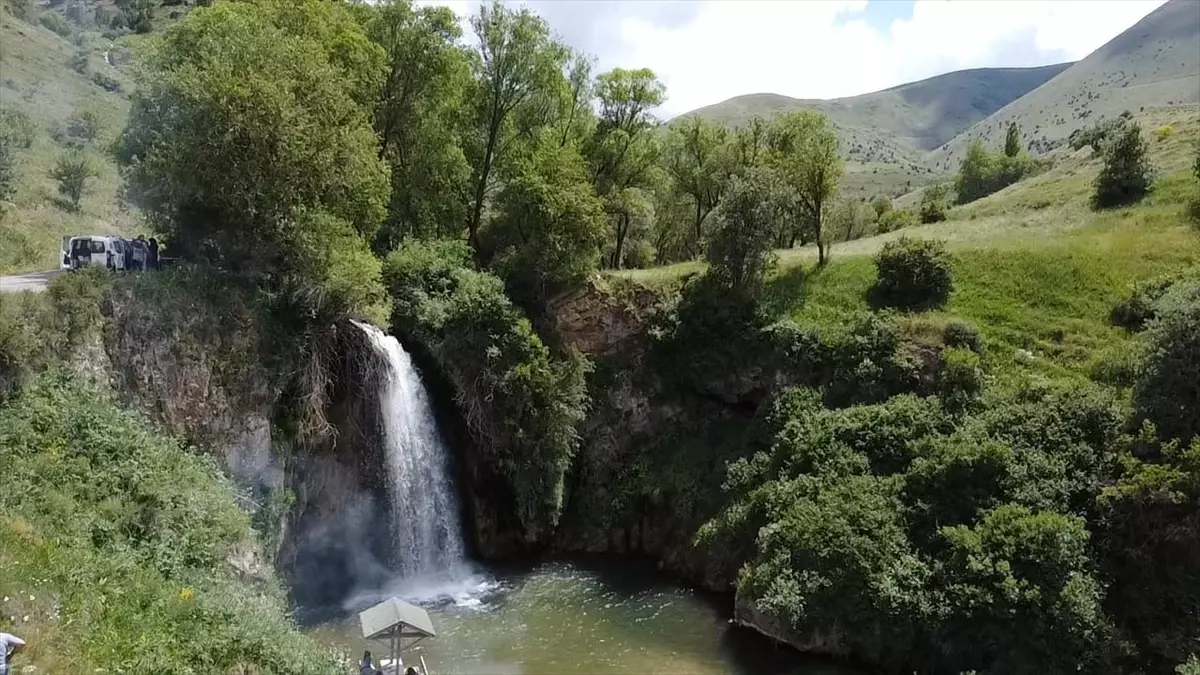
[353,321,467,580]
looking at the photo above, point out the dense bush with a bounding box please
[1097,431,1200,671]
[871,237,954,311]
[1110,270,1197,330]
[954,139,1040,204]
[1069,114,1130,153]
[1134,282,1200,444]
[700,380,1146,673]
[876,206,917,233]
[918,182,950,223]
[38,11,72,36]
[1093,123,1154,208]
[89,70,122,92]
[0,373,345,673]
[941,319,983,353]
[382,239,589,549]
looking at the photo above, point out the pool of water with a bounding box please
[310,561,861,675]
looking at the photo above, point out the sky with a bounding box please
[414,0,1171,117]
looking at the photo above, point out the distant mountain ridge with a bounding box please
[683,62,1072,151]
[933,0,1200,168]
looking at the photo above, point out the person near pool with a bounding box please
[0,631,26,675]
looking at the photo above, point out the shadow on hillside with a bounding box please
[762,264,814,317]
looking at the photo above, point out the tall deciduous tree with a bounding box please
[767,110,842,265]
[118,0,391,322]
[466,1,569,252]
[664,116,729,258]
[1004,121,1021,158]
[486,141,607,303]
[589,67,665,268]
[368,0,472,249]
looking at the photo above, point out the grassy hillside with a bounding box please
[0,367,346,673]
[615,104,1200,379]
[0,1,191,274]
[690,63,1070,151]
[932,0,1200,170]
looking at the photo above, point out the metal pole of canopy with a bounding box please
[390,631,398,674]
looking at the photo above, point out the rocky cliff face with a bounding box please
[547,279,760,590]
[79,283,395,621]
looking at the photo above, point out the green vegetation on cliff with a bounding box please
[0,372,343,673]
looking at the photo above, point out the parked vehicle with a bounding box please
[66,235,128,272]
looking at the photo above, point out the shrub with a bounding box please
[5,0,32,21]
[1155,124,1173,140]
[942,320,983,353]
[0,109,35,150]
[65,109,100,142]
[1133,282,1200,444]
[876,207,917,233]
[1109,272,1196,331]
[0,136,15,202]
[38,11,72,36]
[49,151,96,212]
[937,347,983,409]
[69,48,89,74]
[871,237,954,311]
[918,182,950,224]
[871,194,892,219]
[954,140,1039,204]
[1093,123,1154,208]
[1004,121,1021,158]
[1069,116,1129,153]
[89,70,122,93]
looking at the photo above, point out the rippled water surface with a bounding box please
[312,561,860,675]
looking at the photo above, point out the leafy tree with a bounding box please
[368,0,472,248]
[877,207,917,233]
[663,115,729,258]
[729,115,769,175]
[871,237,954,311]
[767,110,842,265]
[588,67,665,269]
[118,0,390,323]
[955,139,1038,204]
[1134,283,1200,444]
[828,197,873,242]
[706,169,781,299]
[1093,123,1154,208]
[50,152,95,212]
[465,1,569,252]
[554,51,596,148]
[1004,121,1021,158]
[0,137,15,203]
[486,141,607,303]
[871,194,893,219]
[919,182,950,223]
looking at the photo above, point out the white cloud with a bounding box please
[416,0,1170,117]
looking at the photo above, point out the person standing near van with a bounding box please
[148,237,160,270]
[0,631,26,675]
[132,235,147,271]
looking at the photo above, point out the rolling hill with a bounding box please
[932,0,1200,170]
[687,63,1072,152]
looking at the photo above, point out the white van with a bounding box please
[65,235,128,272]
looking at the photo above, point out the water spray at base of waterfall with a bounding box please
[349,321,495,614]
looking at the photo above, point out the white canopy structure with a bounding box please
[359,597,436,674]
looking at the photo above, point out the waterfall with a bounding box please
[353,321,467,579]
